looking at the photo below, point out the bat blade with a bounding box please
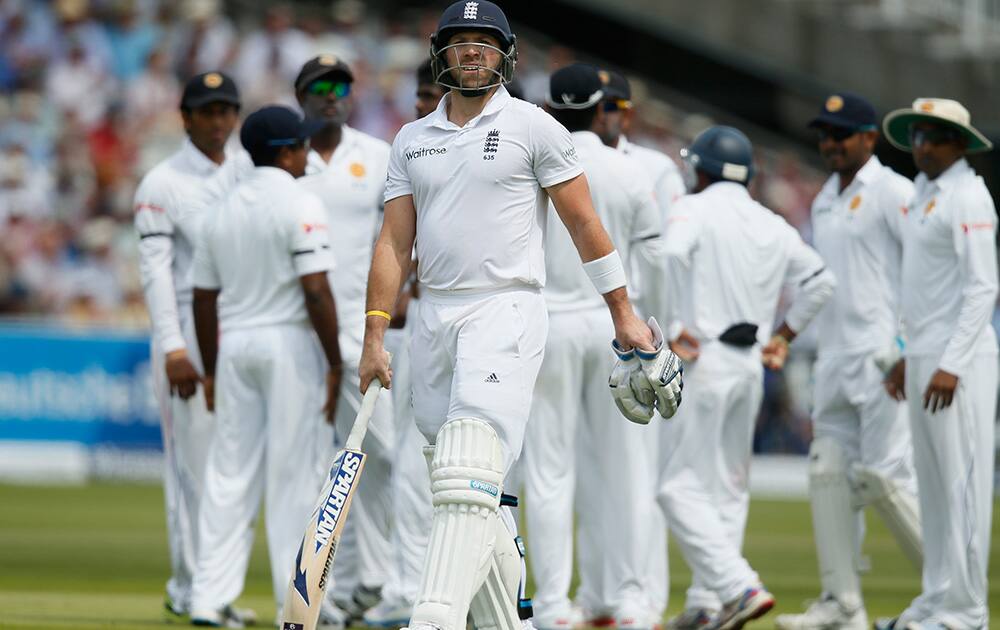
[281,447,367,630]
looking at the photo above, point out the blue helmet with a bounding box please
[681,125,755,185]
[430,1,517,96]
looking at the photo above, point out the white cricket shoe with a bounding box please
[666,608,716,630]
[318,600,350,630]
[191,604,257,628]
[362,597,413,628]
[616,600,662,630]
[774,594,867,630]
[707,586,775,630]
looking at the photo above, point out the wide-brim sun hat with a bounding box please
[883,97,993,153]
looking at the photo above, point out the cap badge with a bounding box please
[924,199,936,216]
[463,1,479,19]
[319,54,338,66]
[849,195,862,211]
[825,95,844,112]
[919,101,935,113]
[349,162,366,178]
[598,70,610,85]
[203,73,223,88]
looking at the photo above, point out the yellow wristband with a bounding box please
[366,310,392,322]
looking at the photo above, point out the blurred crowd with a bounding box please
[0,0,825,448]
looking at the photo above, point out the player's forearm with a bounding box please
[784,268,836,335]
[363,238,410,347]
[192,288,219,376]
[301,274,343,369]
[139,242,185,353]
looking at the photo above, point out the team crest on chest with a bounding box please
[483,129,500,160]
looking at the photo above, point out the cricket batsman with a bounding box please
[358,3,682,630]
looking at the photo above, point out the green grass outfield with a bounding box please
[0,483,997,629]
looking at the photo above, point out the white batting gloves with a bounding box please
[609,317,684,423]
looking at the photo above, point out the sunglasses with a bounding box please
[603,98,632,112]
[306,80,351,98]
[909,125,962,147]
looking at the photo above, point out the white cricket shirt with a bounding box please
[299,126,390,361]
[663,181,835,345]
[192,167,335,332]
[811,156,913,357]
[617,134,686,218]
[134,138,252,353]
[900,158,999,375]
[384,86,583,292]
[544,131,663,314]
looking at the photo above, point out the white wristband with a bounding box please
[582,250,627,295]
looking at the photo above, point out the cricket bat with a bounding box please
[280,376,385,630]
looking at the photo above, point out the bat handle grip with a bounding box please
[345,356,389,451]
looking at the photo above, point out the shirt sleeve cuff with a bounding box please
[159,334,186,355]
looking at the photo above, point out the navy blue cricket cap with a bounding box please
[181,71,240,109]
[808,92,878,131]
[546,63,604,110]
[240,106,326,153]
[599,69,630,101]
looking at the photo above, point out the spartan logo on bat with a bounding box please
[483,129,500,160]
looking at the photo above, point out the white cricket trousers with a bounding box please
[904,354,996,630]
[409,287,547,472]
[525,308,667,623]
[151,313,214,611]
[381,301,433,607]
[657,342,762,609]
[326,359,395,601]
[191,323,329,611]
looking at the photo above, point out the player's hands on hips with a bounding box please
[923,368,958,413]
[761,334,790,370]
[883,359,905,401]
[165,349,201,399]
[323,366,342,424]
[669,328,700,362]
[359,343,392,393]
[202,375,215,412]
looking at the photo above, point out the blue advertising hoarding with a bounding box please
[0,323,160,450]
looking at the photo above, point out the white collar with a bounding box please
[180,137,225,176]
[570,130,604,149]
[915,157,971,193]
[427,85,511,131]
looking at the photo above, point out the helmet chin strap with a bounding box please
[458,86,492,98]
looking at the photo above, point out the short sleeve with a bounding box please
[290,192,337,277]
[133,172,175,237]
[879,171,914,243]
[191,219,220,290]
[531,108,584,189]
[384,130,413,204]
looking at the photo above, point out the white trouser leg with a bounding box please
[905,355,996,630]
[329,364,395,602]
[524,312,583,624]
[410,418,507,630]
[152,318,215,610]
[657,348,759,608]
[191,332,267,612]
[258,326,330,608]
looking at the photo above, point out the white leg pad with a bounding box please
[469,507,526,630]
[411,419,505,630]
[808,437,862,611]
[852,464,923,570]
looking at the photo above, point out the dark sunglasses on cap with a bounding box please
[909,125,962,147]
[306,80,351,98]
[815,124,877,142]
[602,98,632,112]
[266,137,310,149]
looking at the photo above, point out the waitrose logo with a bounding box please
[405,146,448,160]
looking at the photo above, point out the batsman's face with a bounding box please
[446,32,503,90]
[184,102,239,154]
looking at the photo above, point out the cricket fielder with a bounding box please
[189,106,341,627]
[658,126,835,630]
[775,93,920,630]
[133,71,252,623]
[524,62,667,630]
[358,3,681,630]
[878,98,997,630]
[295,54,396,626]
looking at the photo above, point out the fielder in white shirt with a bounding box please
[132,71,252,623]
[358,4,680,630]
[522,63,667,630]
[294,54,396,626]
[776,93,921,630]
[188,106,341,627]
[659,126,835,630]
[879,99,998,630]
